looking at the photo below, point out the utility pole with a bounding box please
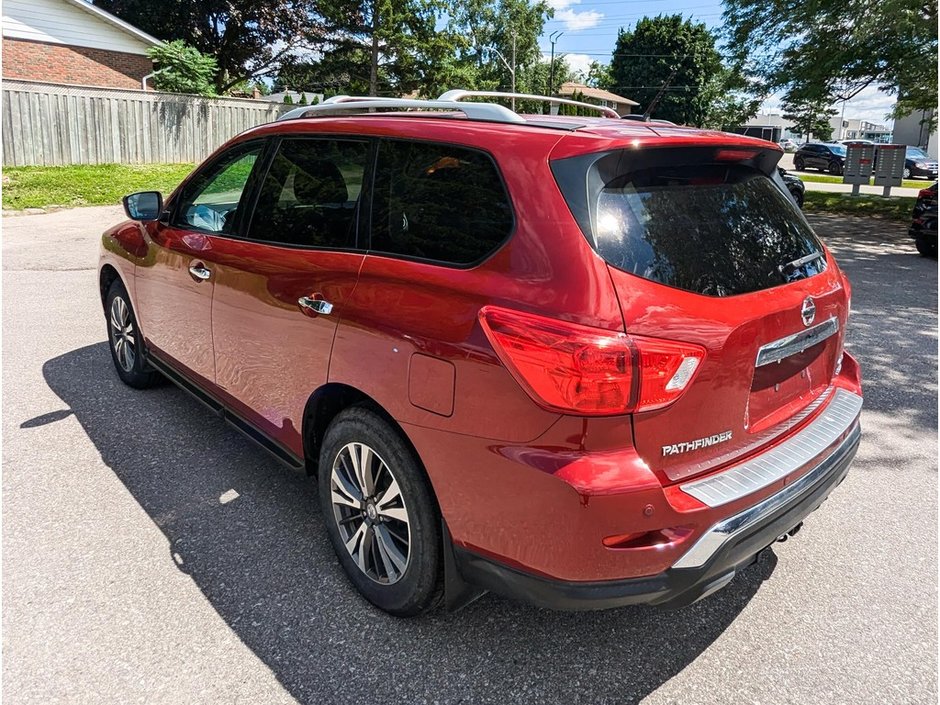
[511,31,517,111]
[548,31,563,104]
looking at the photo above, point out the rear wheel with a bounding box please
[105,280,161,388]
[915,237,937,258]
[318,407,442,616]
[794,157,805,171]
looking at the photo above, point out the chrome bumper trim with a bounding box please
[672,417,861,570]
[755,317,839,367]
[681,389,863,508]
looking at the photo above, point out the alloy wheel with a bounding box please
[330,442,412,584]
[109,296,136,372]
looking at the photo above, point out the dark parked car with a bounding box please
[779,167,805,207]
[98,91,862,616]
[910,182,938,257]
[793,143,846,175]
[903,147,939,180]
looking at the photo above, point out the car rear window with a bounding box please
[552,156,826,297]
[370,140,513,265]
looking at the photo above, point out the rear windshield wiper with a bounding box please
[778,251,823,278]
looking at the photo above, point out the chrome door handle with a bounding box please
[298,296,333,315]
[189,264,211,281]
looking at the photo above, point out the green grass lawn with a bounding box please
[794,172,927,190]
[803,191,916,221]
[2,163,195,210]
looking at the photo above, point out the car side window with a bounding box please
[370,140,513,265]
[175,144,263,234]
[247,138,370,248]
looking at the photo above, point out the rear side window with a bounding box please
[248,138,369,248]
[553,156,826,297]
[370,140,513,265]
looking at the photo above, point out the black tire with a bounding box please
[829,161,843,175]
[318,407,442,616]
[105,279,161,389]
[915,237,937,258]
[793,190,804,208]
[794,157,805,171]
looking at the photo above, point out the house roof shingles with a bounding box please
[559,82,639,107]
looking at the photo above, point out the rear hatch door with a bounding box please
[551,140,850,482]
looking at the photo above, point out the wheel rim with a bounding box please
[330,442,411,585]
[109,296,136,372]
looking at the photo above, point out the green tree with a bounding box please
[583,60,612,90]
[444,0,554,94]
[782,93,838,141]
[609,15,723,125]
[146,41,217,96]
[723,0,938,126]
[700,65,762,130]
[96,0,321,94]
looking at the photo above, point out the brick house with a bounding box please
[2,0,160,89]
[558,82,639,117]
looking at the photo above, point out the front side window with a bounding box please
[370,140,513,265]
[176,144,262,234]
[248,138,369,248]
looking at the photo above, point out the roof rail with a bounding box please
[438,90,621,119]
[277,96,525,123]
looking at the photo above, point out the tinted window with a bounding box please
[248,138,369,248]
[177,144,262,234]
[370,140,513,264]
[562,163,825,297]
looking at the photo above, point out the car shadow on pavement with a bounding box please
[37,342,777,705]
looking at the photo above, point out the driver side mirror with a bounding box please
[123,191,163,221]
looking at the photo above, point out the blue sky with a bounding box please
[536,0,897,126]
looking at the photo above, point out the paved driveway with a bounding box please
[3,206,937,704]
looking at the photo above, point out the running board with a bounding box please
[146,354,305,473]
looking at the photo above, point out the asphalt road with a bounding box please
[3,206,937,705]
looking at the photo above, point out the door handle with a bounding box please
[298,296,333,316]
[189,263,211,281]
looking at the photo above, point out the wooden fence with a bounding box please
[2,80,292,167]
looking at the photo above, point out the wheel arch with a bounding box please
[99,264,121,311]
[301,383,427,483]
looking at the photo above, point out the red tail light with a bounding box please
[479,307,705,415]
[918,188,933,198]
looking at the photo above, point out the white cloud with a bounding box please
[546,0,603,31]
[563,53,593,77]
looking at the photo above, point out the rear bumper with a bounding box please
[453,410,861,610]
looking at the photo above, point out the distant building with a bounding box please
[893,109,937,159]
[730,113,802,143]
[2,0,160,89]
[557,82,638,117]
[829,117,891,143]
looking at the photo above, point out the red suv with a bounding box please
[98,93,862,616]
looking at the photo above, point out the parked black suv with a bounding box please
[910,183,938,257]
[794,143,846,175]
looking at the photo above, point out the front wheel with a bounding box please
[105,280,161,388]
[903,167,911,179]
[829,161,843,175]
[319,407,442,616]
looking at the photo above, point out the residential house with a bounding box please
[557,82,638,117]
[2,0,160,90]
